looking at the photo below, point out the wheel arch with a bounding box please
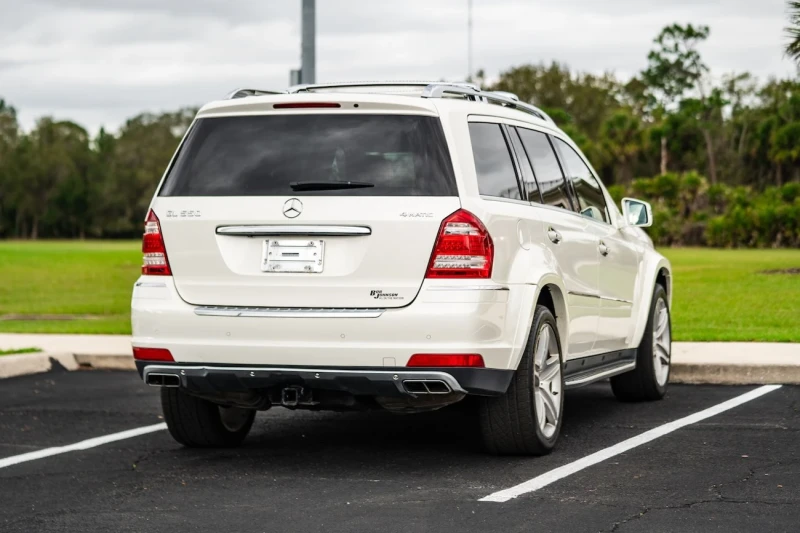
[630,254,672,348]
[508,275,569,371]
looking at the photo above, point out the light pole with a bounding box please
[467,0,473,81]
[290,0,316,86]
[301,0,316,84]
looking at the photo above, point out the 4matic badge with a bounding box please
[399,212,433,218]
[370,290,403,300]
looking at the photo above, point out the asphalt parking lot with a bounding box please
[0,370,797,533]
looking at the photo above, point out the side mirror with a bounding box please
[621,198,652,227]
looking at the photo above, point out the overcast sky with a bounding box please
[1,0,796,133]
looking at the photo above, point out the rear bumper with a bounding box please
[131,276,535,371]
[137,361,514,397]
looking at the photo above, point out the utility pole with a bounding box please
[289,0,316,86]
[467,0,473,81]
[301,0,316,84]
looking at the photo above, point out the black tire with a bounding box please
[611,284,671,402]
[161,388,256,448]
[479,305,565,455]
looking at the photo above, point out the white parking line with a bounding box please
[0,423,167,470]
[480,384,783,503]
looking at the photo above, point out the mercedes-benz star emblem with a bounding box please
[283,198,303,218]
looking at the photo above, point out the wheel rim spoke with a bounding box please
[540,357,561,382]
[540,387,559,426]
[532,323,561,439]
[655,310,668,337]
[535,327,550,367]
[534,391,546,428]
[651,298,671,387]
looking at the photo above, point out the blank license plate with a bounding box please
[262,239,325,273]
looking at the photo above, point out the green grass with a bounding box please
[0,240,140,335]
[0,241,798,342]
[663,248,800,342]
[0,347,42,356]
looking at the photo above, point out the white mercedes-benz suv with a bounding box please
[132,82,672,455]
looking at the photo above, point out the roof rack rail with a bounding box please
[225,82,555,125]
[226,88,285,99]
[420,84,555,124]
[287,81,480,94]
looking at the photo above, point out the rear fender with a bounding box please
[505,270,570,372]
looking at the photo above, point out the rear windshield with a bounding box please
[159,114,457,197]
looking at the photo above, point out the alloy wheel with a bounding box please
[533,323,562,439]
[652,298,671,387]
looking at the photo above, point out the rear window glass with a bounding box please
[159,114,457,197]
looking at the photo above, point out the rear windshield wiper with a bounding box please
[289,180,375,191]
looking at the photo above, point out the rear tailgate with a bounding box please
[154,111,459,309]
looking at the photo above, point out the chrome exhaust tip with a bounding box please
[145,373,180,388]
[403,379,452,395]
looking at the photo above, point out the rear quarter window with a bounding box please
[468,122,522,200]
[517,128,573,211]
[159,114,457,197]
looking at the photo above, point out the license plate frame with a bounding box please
[262,239,325,273]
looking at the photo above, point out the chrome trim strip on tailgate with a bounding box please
[194,306,386,318]
[216,225,372,237]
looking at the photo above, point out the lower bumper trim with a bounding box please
[136,362,513,397]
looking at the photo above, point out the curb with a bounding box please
[0,352,134,379]
[670,363,800,385]
[0,352,80,379]
[74,353,136,371]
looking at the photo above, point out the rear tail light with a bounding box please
[407,354,485,367]
[425,209,493,278]
[133,347,175,362]
[142,209,171,276]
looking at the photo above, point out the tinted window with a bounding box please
[555,139,609,223]
[468,123,522,200]
[160,114,457,197]
[517,128,572,210]
[508,128,541,203]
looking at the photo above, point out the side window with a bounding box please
[516,128,572,210]
[555,139,609,223]
[468,123,522,200]
[508,127,541,203]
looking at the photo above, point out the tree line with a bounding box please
[0,21,798,244]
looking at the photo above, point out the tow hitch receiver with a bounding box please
[281,386,303,408]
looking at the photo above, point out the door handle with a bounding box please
[547,227,562,244]
[599,241,610,256]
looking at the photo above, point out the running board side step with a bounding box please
[563,349,638,389]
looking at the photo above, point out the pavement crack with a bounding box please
[130,447,171,470]
[602,506,652,533]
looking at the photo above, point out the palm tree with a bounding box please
[787,1,800,63]
[600,110,644,184]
